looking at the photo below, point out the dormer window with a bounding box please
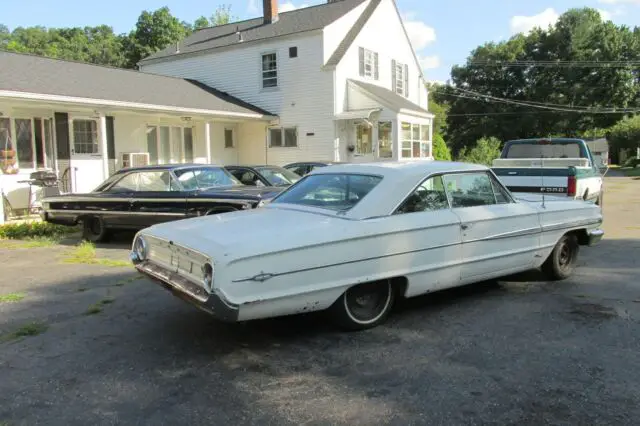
[392,59,409,97]
[262,52,278,88]
[358,47,378,80]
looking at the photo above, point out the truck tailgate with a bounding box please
[492,158,572,195]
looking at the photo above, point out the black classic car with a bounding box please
[224,165,302,187]
[41,164,285,242]
[283,161,347,177]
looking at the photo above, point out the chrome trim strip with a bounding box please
[232,240,461,282]
[47,209,184,216]
[463,226,541,243]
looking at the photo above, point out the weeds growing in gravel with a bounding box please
[0,293,25,303]
[0,322,48,343]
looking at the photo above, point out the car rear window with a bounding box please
[271,173,383,211]
[504,141,584,159]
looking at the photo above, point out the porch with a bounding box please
[334,79,435,162]
[0,101,272,217]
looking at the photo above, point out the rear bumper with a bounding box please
[587,228,605,246]
[134,259,239,322]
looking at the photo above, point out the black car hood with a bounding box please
[197,185,285,200]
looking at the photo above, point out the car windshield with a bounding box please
[271,173,383,211]
[173,167,243,190]
[504,141,585,159]
[256,166,302,187]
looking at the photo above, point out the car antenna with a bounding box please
[540,144,546,209]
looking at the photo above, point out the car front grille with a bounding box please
[144,235,210,290]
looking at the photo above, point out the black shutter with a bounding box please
[106,116,115,160]
[54,112,70,160]
[359,47,365,76]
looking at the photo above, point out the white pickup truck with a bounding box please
[492,138,607,206]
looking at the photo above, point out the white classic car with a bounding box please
[130,161,604,331]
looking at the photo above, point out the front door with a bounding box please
[443,171,541,283]
[70,118,105,193]
[352,122,375,162]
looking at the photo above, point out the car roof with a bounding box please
[308,160,487,179]
[285,161,347,166]
[115,163,226,174]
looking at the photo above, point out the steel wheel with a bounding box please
[542,233,579,280]
[330,280,395,331]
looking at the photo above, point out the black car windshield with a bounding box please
[271,173,383,211]
[174,167,242,190]
[256,166,302,187]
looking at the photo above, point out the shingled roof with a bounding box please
[138,0,368,65]
[0,50,275,118]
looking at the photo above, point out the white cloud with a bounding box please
[419,55,441,70]
[597,8,613,20]
[401,14,436,50]
[510,8,559,35]
[279,2,309,13]
[598,0,640,4]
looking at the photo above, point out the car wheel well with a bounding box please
[205,207,237,215]
[569,229,590,246]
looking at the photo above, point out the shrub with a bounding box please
[622,157,640,168]
[432,133,452,161]
[0,221,79,240]
[456,136,502,166]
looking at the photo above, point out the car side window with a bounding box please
[489,174,513,204]
[395,175,449,215]
[108,173,139,193]
[443,172,497,208]
[137,171,178,192]
[176,170,198,191]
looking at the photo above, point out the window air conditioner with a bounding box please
[121,152,150,169]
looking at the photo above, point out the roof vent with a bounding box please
[236,26,243,42]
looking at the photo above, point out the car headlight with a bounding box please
[202,262,214,292]
[130,235,147,264]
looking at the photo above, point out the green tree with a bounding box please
[606,115,640,153]
[426,82,449,136]
[193,16,211,30]
[210,4,235,26]
[124,7,190,68]
[442,7,640,156]
[457,136,502,166]
[432,133,452,161]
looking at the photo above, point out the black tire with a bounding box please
[82,216,110,243]
[328,280,395,331]
[542,233,580,280]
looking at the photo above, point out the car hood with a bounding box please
[139,206,349,261]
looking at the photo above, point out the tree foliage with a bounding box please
[438,8,640,156]
[432,133,452,161]
[0,5,234,69]
[606,115,640,151]
[456,137,502,166]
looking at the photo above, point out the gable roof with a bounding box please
[138,0,368,65]
[0,50,275,118]
[348,79,433,117]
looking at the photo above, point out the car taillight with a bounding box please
[567,175,576,197]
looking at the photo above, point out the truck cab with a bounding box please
[491,138,607,206]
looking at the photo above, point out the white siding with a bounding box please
[334,0,429,114]
[322,0,370,63]
[238,121,266,164]
[140,33,336,165]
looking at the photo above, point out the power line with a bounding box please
[441,87,640,113]
[464,60,640,68]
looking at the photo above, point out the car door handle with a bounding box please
[461,223,470,230]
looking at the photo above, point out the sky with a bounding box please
[2,0,640,82]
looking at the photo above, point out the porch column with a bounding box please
[205,122,212,163]
[98,114,109,179]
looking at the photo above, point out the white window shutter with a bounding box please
[374,52,379,80]
[391,59,397,92]
[404,64,409,97]
[359,47,365,77]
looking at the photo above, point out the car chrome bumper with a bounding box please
[134,260,239,322]
[587,228,605,246]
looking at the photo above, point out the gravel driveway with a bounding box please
[1,173,639,425]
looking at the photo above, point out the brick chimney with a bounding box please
[263,0,278,24]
